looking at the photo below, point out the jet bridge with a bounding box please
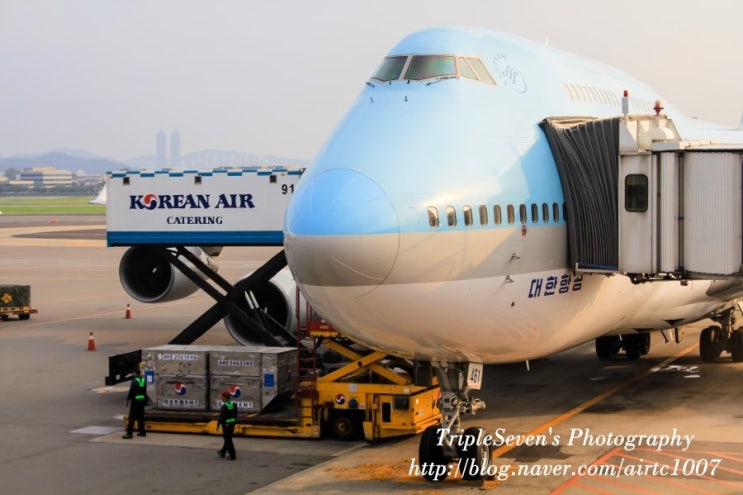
[540,114,743,281]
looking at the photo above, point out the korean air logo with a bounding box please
[128,193,254,210]
[128,194,160,210]
[228,385,242,398]
[174,382,188,395]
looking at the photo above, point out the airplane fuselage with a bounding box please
[284,26,743,363]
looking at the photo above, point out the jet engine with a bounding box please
[223,268,306,346]
[118,246,221,303]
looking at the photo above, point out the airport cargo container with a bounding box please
[155,374,209,411]
[209,346,297,411]
[209,375,262,413]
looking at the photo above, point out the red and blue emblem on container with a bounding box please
[228,384,241,398]
[174,382,188,395]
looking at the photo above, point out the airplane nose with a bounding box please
[284,168,400,295]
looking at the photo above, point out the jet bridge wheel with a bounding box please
[419,424,451,482]
[699,325,724,362]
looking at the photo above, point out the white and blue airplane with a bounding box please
[281,26,743,479]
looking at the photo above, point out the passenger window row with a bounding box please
[563,84,655,113]
[427,202,565,228]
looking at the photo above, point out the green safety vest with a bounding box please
[225,401,236,423]
[134,376,146,401]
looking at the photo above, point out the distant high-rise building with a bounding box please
[170,130,181,167]
[156,131,167,168]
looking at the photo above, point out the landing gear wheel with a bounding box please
[595,336,621,359]
[622,334,643,360]
[456,427,493,480]
[639,333,651,355]
[419,425,451,482]
[730,329,743,362]
[699,326,723,362]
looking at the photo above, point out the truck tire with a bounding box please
[329,410,362,441]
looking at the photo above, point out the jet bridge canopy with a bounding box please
[539,117,620,272]
[541,114,743,280]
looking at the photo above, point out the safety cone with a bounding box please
[125,304,132,319]
[87,332,96,351]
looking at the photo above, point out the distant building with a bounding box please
[170,130,181,167]
[20,167,73,186]
[156,130,167,168]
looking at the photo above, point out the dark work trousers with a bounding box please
[220,423,236,459]
[126,401,146,435]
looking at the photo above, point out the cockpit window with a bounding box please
[458,57,478,80]
[372,56,407,82]
[404,55,456,80]
[371,54,495,85]
[466,57,495,85]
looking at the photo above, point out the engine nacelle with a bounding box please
[224,268,306,345]
[118,246,219,303]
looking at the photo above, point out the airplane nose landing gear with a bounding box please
[418,362,492,482]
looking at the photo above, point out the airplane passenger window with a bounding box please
[542,203,549,223]
[531,204,538,223]
[493,205,502,225]
[405,55,456,80]
[625,174,648,212]
[446,206,457,227]
[507,205,515,225]
[466,58,495,85]
[463,205,473,226]
[478,205,488,225]
[372,56,408,82]
[458,58,478,80]
[427,207,439,228]
[519,204,527,224]
[552,202,560,222]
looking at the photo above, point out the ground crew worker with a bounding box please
[217,390,238,460]
[123,367,147,439]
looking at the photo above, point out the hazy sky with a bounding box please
[2,0,742,161]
